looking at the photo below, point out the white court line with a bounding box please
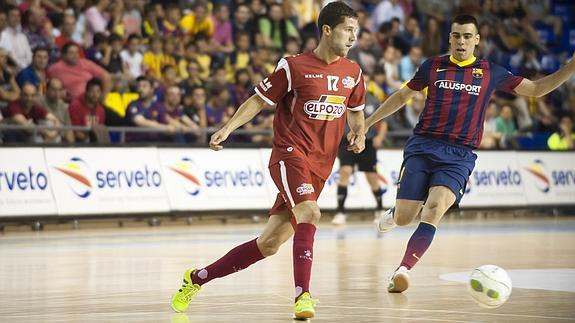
[190,300,574,321]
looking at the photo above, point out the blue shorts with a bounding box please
[396,135,477,204]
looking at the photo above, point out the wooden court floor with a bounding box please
[0,214,574,322]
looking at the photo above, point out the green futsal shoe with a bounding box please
[293,292,318,319]
[171,269,201,313]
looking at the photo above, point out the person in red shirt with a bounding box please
[68,78,106,142]
[171,2,366,319]
[47,42,111,101]
[2,83,60,142]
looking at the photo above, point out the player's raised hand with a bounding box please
[209,128,230,151]
[346,131,366,154]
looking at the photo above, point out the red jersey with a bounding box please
[69,98,106,127]
[255,52,365,180]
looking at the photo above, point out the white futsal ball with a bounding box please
[468,265,512,308]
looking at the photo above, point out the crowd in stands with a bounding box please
[0,0,573,150]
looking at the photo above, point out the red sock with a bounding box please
[293,223,316,299]
[191,238,264,285]
[400,222,436,270]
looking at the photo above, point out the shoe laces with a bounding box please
[296,293,319,307]
[178,281,200,302]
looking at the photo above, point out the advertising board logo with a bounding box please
[169,157,201,196]
[525,159,550,193]
[54,157,93,198]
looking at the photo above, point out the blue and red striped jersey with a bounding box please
[406,55,523,149]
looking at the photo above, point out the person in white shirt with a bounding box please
[120,34,143,81]
[0,5,32,70]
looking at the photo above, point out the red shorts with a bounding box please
[268,158,326,216]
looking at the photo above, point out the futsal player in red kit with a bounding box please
[171,2,366,319]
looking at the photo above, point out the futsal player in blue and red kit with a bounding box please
[171,2,367,319]
[366,15,575,293]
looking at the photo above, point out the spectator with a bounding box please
[162,85,197,141]
[230,68,252,108]
[302,35,318,53]
[85,0,111,40]
[69,78,106,142]
[421,17,443,58]
[16,47,49,93]
[162,4,183,38]
[399,46,423,82]
[23,7,57,62]
[120,34,144,81]
[180,59,205,96]
[122,0,142,37]
[371,0,405,32]
[0,10,6,34]
[232,4,260,47]
[55,14,85,57]
[0,48,20,110]
[85,32,110,67]
[480,102,503,149]
[37,78,75,143]
[211,4,234,55]
[258,3,299,51]
[523,0,562,42]
[495,104,518,148]
[47,42,111,101]
[193,33,212,81]
[225,32,252,80]
[155,64,179,102]
[143,37,176,81]
[142,3,162,38]
[347,29,381,76]
[105,34,124,76]
[380,45,402,91]
[181,85,207,136]
[68,0,89,48]
[396,16,422,55]
[548,116,574,150]
[2,83,60,143]
[124,76,174,141]
[206,67,230,95]
[404,91,425,128]
[205,86,233,127]
[180,3,213,39]
[0,5,33,70]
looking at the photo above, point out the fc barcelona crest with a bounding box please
[472,68,483,78]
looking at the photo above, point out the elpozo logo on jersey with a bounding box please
[434,80,481,96]
[169,157,202,196]
[54,157,93,198]
[304,95,346,120]
[524,159,551,193]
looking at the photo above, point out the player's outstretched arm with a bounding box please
[347,109,366,154]
[209,94,267,151]
[514,52,575,98]
[365,86,417,132]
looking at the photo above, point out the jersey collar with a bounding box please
[449,55,476,67]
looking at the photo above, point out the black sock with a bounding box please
[337,185,348,213]
[372,188,383,210]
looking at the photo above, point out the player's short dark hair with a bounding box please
[452,14,479,33]
[317,1,358,38]
[86,78,102,92]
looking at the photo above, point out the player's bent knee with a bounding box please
[256,236,283,257]
[293,203,321,224]
[394,214,413,226]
